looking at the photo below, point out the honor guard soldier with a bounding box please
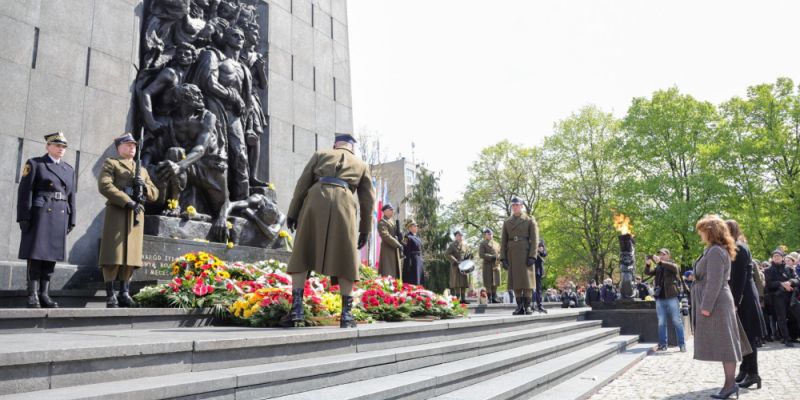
[533,239,548,313]
[377,203,402,278]
[402,220,424,285]
[479,228,503,303]
[446,230,472,304]
[500,196,539,315]
[284,134,375,328]
[17,132,76,308]
[98,133,159,307]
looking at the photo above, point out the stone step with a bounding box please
[0,308,216,332]
[527,342,653,400]
[272,328,626,400]
[0,280,168,309]
[467,302,572,315]
[0,320,609,400]
[430,335,641,400]
[0,309,590,395]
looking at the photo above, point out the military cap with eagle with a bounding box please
[44,131,68,147]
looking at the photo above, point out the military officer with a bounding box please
[284,134,375,328]
[377,203,402,278]
[500,196,539,315]
[402,220,424,285]
[445,230,472,304]
[98,133,159,308]
[533,239,548,313]
[479,228,503,304]
[17,132,76,308]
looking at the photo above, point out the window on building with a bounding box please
[405,167,415,186]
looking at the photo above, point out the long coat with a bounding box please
[402,233,424,285]
[445,240,471,289]
[17,155,76,261]
[377,217,402,278]
[479,239,501,287]
[98,158,158,267]
[501,213,538,290]
[287,147,375,281]
[729,243,765,342]
[691,245,750,362]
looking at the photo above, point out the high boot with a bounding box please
[279,288,305,327]
[117,280,135,308]
[523,297,533,315]
[491,293,502,304]
[105,281,118,308]
[536,303,548,314]
[340,295,357,328]
[512,297,524,315]
[38,280,58,308]
[734,369,747,384]
[738,374,761,389]
[27,280,41,308]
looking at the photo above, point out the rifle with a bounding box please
[131,128,146,226]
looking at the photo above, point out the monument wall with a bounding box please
[0,0,354,268]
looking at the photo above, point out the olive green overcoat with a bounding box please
[98,158,158,267]
[445,240,471,289]
[479,239,501,287]
[286,147,375,281]
[377,217,402,278]
[500,213,539,290]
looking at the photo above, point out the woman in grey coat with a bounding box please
[692,215,751,399]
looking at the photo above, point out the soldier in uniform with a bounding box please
[533,239,548,313]
[98,134,159,307]
[16,132,76,308]
[479,228,503,304]
[446,231,472,304]
[402,220,424,285]
[284,134,375,328]
[500,196,539,315]
[377,203,402,278]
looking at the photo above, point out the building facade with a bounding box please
[371,158,417,224]
[0,0,354,269]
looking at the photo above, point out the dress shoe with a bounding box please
[710,385,739,399]
[738,374,761,389]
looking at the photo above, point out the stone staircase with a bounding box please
[0,308,650,400]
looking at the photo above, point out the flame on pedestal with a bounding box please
[613,213,633,236]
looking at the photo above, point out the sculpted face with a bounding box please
[225,28,245,50]
[175,47,195,66]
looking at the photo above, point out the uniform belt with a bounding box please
[319,177,352,191]
[511,236,529,242]
[38,191,67,201]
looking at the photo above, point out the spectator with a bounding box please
[561,281,579,308]
[693,215,750,400]
[478,288,489,305]
[644,248,687,352]
[585,280,601,306]
[635,276,650,301]
[764,250,800,347]
[600,278,617,304]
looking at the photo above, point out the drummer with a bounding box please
[445,230,472,304]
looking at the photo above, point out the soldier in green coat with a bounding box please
[479,228,503,303]
[377,203,402,278]
[446,231,472,304]
[500,196,539,315]
[284,134,375,328]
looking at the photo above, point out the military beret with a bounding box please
[334,133,357,144]
[44,131,68,147]
[114,133,137,147]
[382,203,393,212]
[510,196,523,205]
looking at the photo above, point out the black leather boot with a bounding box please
[279,288,305,327]
[734,369,747,384]
[27,280,41,308]
[38,280,58,308]
[536,303,548,314]
[105,281,118,308]
[118,281,135,307]
[491,294,502,304]
[738,374,761,389]
[523,297,533,315]
[512,297,524,315]
[340,295,357,328]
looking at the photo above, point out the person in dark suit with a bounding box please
[402,220,424,286]
[764,249,800,347]
[725,220,765,390]
[16,132,76,308]
[533,239,548,313]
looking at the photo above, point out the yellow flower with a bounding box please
[268,182,276,190]
[227,241,234,249]
[279,230,290,238]
[185,254,196,262]
[226,221,233,230]
[171,265,180,276]
[186,205,197,216]
[217,270,231,279]
[243,309,253,318]
[167,199,179,210]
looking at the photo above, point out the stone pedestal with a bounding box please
[586,300,692,345]
[139,235,291,280]
[143,215,280,248]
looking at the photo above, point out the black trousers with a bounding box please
[534,274,543,306]
[771,294,800,342]
[739,335,759,375]
[27,259,55,281]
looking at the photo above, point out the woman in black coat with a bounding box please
[726,220,764,390]
[402,221,424,286]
